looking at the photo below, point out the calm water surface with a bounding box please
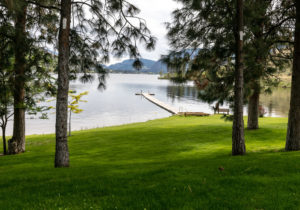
[4,74,291,135]
[260,88,290,117]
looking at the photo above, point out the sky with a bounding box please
[109,0,179,64]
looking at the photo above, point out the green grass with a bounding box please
[0,115,299,209]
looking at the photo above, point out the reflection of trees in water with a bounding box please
[166,85,290,117]
[166,85,199,102]
[267,101,273,117]
[260,88,291,117]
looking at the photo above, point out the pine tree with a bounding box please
[286,0,300,151]
[55,0,156,167]
[232,0,245,155]
[8,0,28,154]
[244,0,294,129]
[164,0,293,130]
[0,10,14,155]
[1,0,59,154]
[55,0,71,167]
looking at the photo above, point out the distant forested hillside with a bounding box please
[107,58,168,73]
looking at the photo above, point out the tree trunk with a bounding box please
[247,82,260,130]
[55,0,71,167]
[247,18,264,130]
[8,3,27,155]
[285,0,300,151]
[2,125,7,155]
[232,0,246,155]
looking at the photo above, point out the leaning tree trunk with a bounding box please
[232,0,246,155]
[286,0,300,151]
[8,4,27,155]
[247,81,260,130]
[55,0,71,167]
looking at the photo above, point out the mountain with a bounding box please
[107,58,169,74]
[107,58,156,72]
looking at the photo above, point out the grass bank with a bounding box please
[0,115,299,209]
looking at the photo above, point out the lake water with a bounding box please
[260,88,291,117]
[3,74,291,135]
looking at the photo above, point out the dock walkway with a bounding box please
[141,93,178,115]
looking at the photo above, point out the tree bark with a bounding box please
[8,3,27,155]
[2,125,6,155]
[285,0,300,151]
[232,0,246,155]
[247,81,260,130]
[55,0,71,167]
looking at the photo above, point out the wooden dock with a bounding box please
[178,112,210,116]
[137,92,210,116]
[141,93,178,115]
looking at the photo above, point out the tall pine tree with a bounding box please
[0,9,14,155]
[232,0,245,155]
[55,0,156,167]
[9,0,27,153]
[55,0,71,167]
[286,0,300,151]
[1,0,59,154]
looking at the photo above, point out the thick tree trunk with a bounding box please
[8,4,27,155]
[247,82,260,130]
[55,0,71,167]
[286,0,300,151]
[232,0,246,155]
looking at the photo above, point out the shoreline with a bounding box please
[2,115,289,138]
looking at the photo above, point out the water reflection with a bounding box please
[164,82,291,118]
[260,88,290,117]
[166,85,199,102]
[165,83,291,118]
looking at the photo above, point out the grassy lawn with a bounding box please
[0,115,299,209]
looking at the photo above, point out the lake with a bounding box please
[3,74,291,135]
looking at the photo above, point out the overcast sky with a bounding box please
[109,0,179,64]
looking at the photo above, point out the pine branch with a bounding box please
[264,16,295,39]
[26,0,60,11]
